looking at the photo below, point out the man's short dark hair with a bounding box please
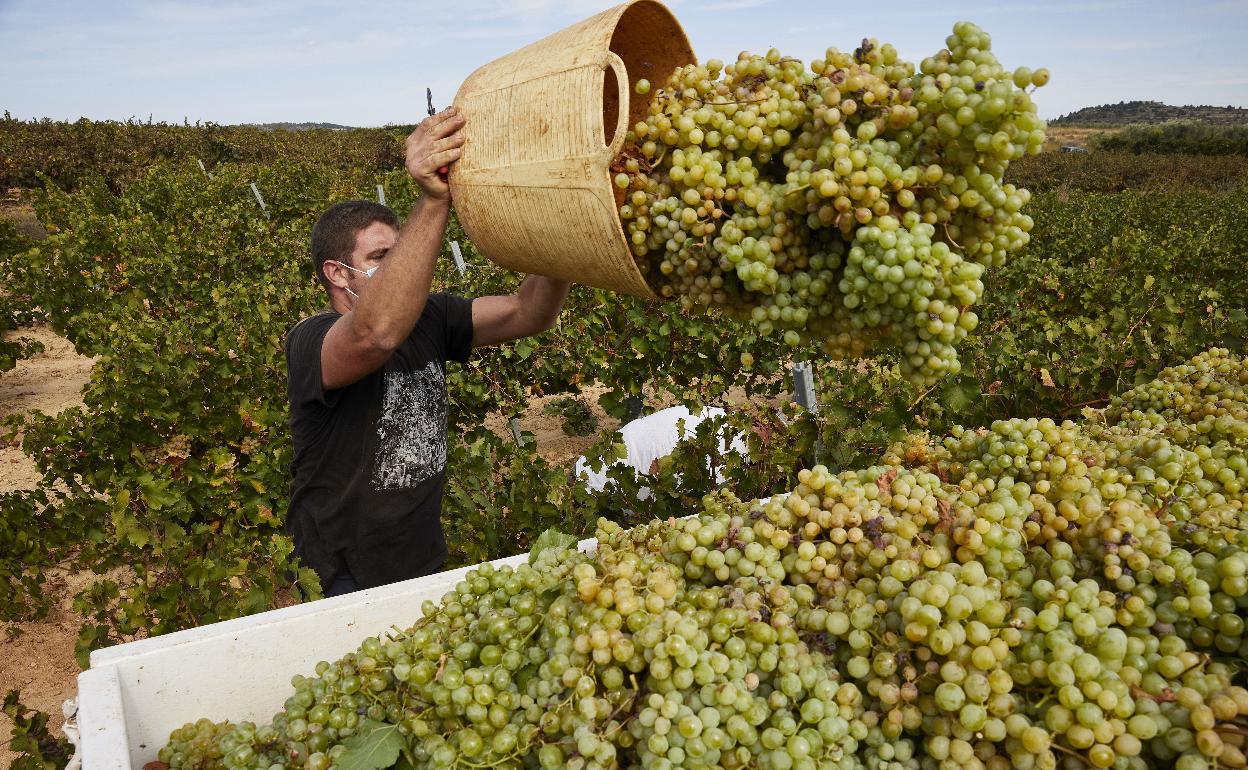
[310,201,400,291]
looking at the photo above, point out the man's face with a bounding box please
[327,220,398,296]
[349,220,398,273]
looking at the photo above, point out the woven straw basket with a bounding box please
[450,0,695,298]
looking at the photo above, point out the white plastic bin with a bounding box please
[75,539,597,770]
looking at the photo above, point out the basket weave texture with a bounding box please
[450,0,695,298]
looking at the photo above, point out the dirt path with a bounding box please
[483,386,620,467]
[0,324,96,486]
[0,323,94,767]
[1045,126,1110,151]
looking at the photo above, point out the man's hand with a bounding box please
[406,108,465,201]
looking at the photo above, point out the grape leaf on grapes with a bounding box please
[529,528,577,564]
[393,750,416,770]
[515,662,540,691]
[335,719,405,770]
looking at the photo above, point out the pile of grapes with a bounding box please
[614,22,1047,384]
[160,347,1248,770]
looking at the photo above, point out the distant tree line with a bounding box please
[0,114,408,192]
[1053,100,1248,127]
[1093,121,1248,156]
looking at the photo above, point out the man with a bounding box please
[284,107,570,597]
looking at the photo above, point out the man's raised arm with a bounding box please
[470,276,572,348]
[320,108,466,390]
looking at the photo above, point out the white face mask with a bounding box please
[329,260,377,301]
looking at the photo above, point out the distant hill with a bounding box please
[1053,101,1248,127]
[242,122,358,132]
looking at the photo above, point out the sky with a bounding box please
[1,0,1246,126]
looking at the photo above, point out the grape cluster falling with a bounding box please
[614,22,1047,384]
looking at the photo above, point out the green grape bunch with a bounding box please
[157,349,1248,770]
[613,22,1047,384]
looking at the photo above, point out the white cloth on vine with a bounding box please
[573,405,748,499]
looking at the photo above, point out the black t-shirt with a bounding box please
[283,293,474,590]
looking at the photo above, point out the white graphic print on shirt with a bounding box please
[373,361,447,490]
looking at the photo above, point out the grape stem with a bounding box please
[1179,652,1211,678]
[669,92,771,107]
[940,222,962,250]
[907,381,941,410]
[454,750,524,769]
[1121,294,1160,349]
[599,695,639,739]
[1051,743,1091,766]
[1059,397,1111,416]
[514,608,549,647]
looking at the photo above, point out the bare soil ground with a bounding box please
[1045,126,1112,151]
[0,324,94,766]
[1,200,48,240]
[483,387,622,467]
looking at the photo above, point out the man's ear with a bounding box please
[323,261,348,291]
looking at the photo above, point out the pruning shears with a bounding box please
[427,88,449,180]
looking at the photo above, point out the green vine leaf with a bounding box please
[335,719,404,770]
[529,528,577,564]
